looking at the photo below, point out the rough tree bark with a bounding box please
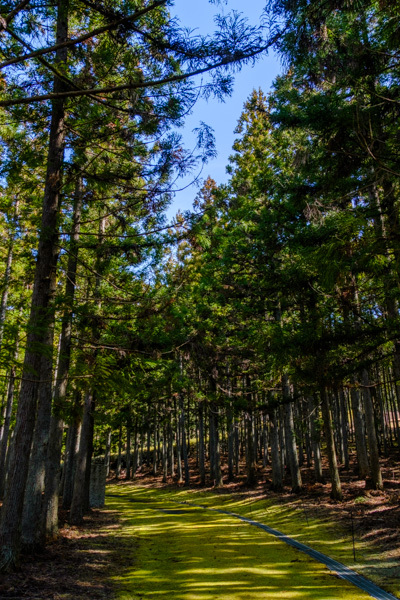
[270,407,283,492]
[320,387,343,500]
[282,376,302,493]
[361,370,383,490]
[62,407,81,510]
[179,393,190,486]
[0,365,17,499]
[198,401,205,485]
[42,177,82,539]
[69,391,95,525]
[350,378,370,479]
[308,397,324,483]
[0,0,69,570]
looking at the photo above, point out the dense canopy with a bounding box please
[0,0,399,575]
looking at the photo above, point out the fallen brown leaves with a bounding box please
[0,510,119,600]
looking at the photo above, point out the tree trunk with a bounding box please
[361,370,383,490]
[198,402,205,485]
[213,406,223,487]
[168,413,175,478]
[246,409,257,486]
[42,178,82,540]
[21,321,56,551]
[234,415,240,475]
[283,376,302,493]
[320,387,342,500]
[125,418,131,481]
[209,404,215,483]
[162,423,168,483]
[175,399,182,483]
[270,407,283,492]
[227,404,234,481]
[179,394,190,486]
[339,389,350,470]
[350,378,370,479]
[309,397,324,483]
[116,423,122,478]
[153,409,158,477]
[0,219,16,353]
[0,366,17,499]
[69,391,95,525]
[104,428,112,477]
[0,0,69,571]
[62,403,82,509]
[262,413,269,468]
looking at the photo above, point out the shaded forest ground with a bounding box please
[1,450,399,599]
[0,510,119,599]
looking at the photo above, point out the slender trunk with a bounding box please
[320,387,342,500]
[104,428,112,477]
[0,366,17,499]
[162,423,167,483]
[42,415,64,541]
[186,397,190,458]
[116,423,122,478]
[168,409,174,478]
[213,407,223,487]
[175,399,182,483]
[42,178,82,540]
[198,402,205,486]
[3,431,15,502]
[0,0,69,571]
[245,375,257,486]
[209,404,215,482]
[262,413,269,468]
[227,404,234,481]
[309,397,324,483]
[132,423,138,478]
[21,321,56,551]
[62,399,82,509]
[179,394,190,486]
[0,228,15,353]
[350,378,370,479]
[361,370,383,490]
[339,389,350,470]
[283,376,302,492]
[153,409,158,476]
[234,415,240,475]
[83,397,95,514]
[270,407,283,492]
[125,419,131,481]
[332,388,343,464]
[69,391,95,525]
[246,409,257,486]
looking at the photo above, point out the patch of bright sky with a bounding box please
[166,0,282,220]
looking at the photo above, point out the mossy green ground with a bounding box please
[106,484,387,600]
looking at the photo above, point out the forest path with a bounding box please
[106,485,391,600]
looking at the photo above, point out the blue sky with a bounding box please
[166,0,282,219]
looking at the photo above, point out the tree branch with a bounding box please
[0,0,167,69]
[0,41,277,107]
[0,0,31,31]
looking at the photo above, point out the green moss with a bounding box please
[106,485,378,600]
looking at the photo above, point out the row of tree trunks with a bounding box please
[118,373,386,502]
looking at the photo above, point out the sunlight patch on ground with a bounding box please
[107,485,373,600]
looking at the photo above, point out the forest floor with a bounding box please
[0,509,118,599]
[1,451,399,599]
